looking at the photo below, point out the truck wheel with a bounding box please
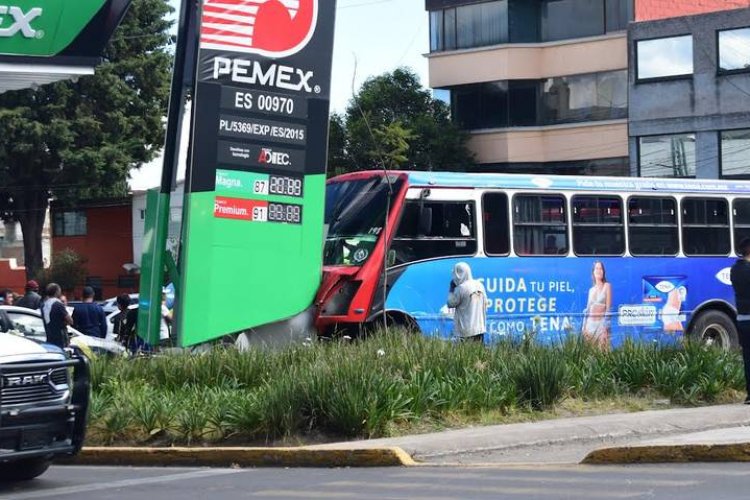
[0,457,51,481]
[688,310,739,350]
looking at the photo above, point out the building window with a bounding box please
[718,27,750,73]
[430,1,508,52]
[542,70,627,124]
[431,0,633,51]
[681,198,730,256]
[483,193,510,255]
[636,35,693,81]
[541,0,604,42]
[721,129,750,178]
[627,197,678,256]
[53,210,87,237]
[571,195,624,256]
[638,134,696,178]
[513,194,568,256]
[450,69,627,130]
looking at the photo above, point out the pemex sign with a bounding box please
[0,0,129,58]
[177,0,337,346]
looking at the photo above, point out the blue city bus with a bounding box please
[315,170,750,349]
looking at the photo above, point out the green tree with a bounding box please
[0,0,173,279]
[37,249,88,294]
[331,67,473,174]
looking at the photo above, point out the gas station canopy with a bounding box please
[0,0,131,93]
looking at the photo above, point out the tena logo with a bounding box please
[655,281,675,293]
[716,267,732,286]
[0,5,42,38]
[200,0,318,58]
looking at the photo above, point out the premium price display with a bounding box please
[214,196,302,225]
[267,202,302,224]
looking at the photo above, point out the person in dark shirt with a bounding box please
[730,237,750,404]
[40,283,73,348]
[72,286,107,338]
[113,293,143,353]
[16,280,41,310]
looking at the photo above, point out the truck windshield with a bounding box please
[323,175,404,266]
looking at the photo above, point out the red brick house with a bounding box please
[51,197,137,300]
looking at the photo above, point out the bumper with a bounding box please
[0,353,90,463]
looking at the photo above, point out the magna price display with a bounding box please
[178,0,336,346]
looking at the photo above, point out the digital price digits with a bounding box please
[269,175,303,197]
[267,202,302,224]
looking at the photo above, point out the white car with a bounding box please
[0,305,126,357]
[100,294,138,315]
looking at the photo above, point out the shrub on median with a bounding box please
[87,330,744,446]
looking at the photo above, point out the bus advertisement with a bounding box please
[315,170,750,350]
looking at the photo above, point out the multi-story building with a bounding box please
[426,0,633,175]
[425,0,750,177]
[629,6,750,178]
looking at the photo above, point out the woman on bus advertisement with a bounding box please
[582,261,612,349]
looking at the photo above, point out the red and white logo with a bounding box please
[200,0,318,58]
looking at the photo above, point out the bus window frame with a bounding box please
[388,197,479,268]
[680,196,731,257]
[511,192,570,257]
[570,194,626,257]
[482,191,511,257]
[626,194,680,257]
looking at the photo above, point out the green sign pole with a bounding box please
[136,0,199,345]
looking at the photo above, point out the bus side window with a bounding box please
[572,195,625,256]
[733,198,750,255]
[628,197,678,256]
[390,200,478,266]
[513,194,568,256]
[682,198,730,256]
[483,192,510,255]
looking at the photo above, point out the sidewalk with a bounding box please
[307,404,750,464]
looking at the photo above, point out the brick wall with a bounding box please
[636,0,750,21]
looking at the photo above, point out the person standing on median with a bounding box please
[16,280,41,310]
[730,237,750,404]
[72,286,108,338]
[447,262,488,343]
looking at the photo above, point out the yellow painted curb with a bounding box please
[62,446,416,468]
[582,443,750,464]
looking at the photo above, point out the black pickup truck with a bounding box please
[0,332,90,480]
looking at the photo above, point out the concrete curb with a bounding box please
[62,446,417,468]
[582,443,750,464]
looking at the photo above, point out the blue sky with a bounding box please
[129,0,428,190]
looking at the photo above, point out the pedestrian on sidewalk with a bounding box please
[72,286,108,338]
[16,280,41,310]
[447,262,487,343]
[730,237,750,404]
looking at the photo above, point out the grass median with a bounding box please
[87,330,746,447]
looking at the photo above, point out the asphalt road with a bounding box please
[1,463,749,499]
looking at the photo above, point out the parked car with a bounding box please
[0,332,89,480]
[0,306,126,357]
[100,294,138,315]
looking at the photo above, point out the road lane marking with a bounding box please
[392,471,700,487]
[254,491,455,500]
[1,468,243,499]
[322,480,645,498]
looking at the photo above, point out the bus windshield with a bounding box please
[323,175,404,266]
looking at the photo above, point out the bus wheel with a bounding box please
[689,310,739,350]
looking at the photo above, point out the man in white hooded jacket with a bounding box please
[447,262,487,343]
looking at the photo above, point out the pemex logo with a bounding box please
[200,0,318,58]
